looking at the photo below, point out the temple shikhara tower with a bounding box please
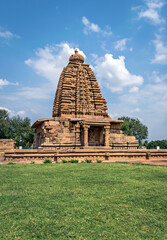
[32,49,138,150]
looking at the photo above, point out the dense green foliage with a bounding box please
[0,110,11,138]
[97,160,102,163]
[86,160,92,163]
[0,109,34,148]
[69,160,79,163]
[145,140,167,149]
[0,163,166,239]
[118,116,148,143]
[43,159,52,164]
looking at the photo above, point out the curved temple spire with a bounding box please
[52,50,108,118]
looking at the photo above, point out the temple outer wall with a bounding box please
[32,118,139,150]
[2,148,167,165]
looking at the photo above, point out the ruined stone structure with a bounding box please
[0,139,15,151]
[0,139,15,162]
[32,50,138,150]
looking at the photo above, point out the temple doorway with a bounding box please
[88,126,104,146]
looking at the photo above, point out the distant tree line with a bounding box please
[144,140,167,149]
[118,116,167,149]
[118,116,148,144]
[0,109,34,148]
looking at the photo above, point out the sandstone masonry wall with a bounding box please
[3,148,167,165]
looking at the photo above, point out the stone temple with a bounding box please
[2,49,167,164]
[32,49,138,150]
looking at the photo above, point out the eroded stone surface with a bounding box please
[0,139,15,151]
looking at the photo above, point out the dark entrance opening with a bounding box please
[88,126,104,146]
[80,127,84,146]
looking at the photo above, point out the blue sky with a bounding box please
[0,0,167,140]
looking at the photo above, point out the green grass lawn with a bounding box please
[0,163,167,240]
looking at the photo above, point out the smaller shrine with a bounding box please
[32,50,138,150]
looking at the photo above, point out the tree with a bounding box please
[0,109,34,148]
[0,109,10,139]
[147,140,167,149]
[9,116,34,148]
[118,116,148,144]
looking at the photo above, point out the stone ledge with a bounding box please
[3,148,167,164]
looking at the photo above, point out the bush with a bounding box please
[43,159,52,164]
[7,162,16,165]
[69,160,78,163]
[97,160,102,163]
[62,160,68,163]
[86,160,92,163]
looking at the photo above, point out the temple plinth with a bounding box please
[32,49,138,150]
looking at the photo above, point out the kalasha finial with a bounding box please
[69,49,84,63]
[75,49,78,54]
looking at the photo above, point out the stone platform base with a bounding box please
[2,148,167,165]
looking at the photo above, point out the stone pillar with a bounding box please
[83,125,90,147]
[104,126,110,147]
[75,122,81,145]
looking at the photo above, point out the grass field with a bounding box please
[0,163,167,240]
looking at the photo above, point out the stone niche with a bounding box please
[32,49,138,150]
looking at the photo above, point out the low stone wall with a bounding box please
[4,149,55,163]
[0,139,15,151]
[55,149,167,163]
[3,148,167,164]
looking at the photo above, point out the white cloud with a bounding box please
[0,30,13,38]
[82,16,100,34]
[109,80,167,140]
[131,108,141,113]
[24,42,86,99]
[0,78,18,89]
[94,54,143,92]
[0,78,10,88]
[129,86,139,93]
[109,112,118,119]
[82,16,89,26]
[133,0,165,25]
[115,38,129,51]
[146,0,164,10]
[0,107,26,117]
[25,42,86,88]
[90,53,98,59]
[0,29,19,39]
[82,16,112,36]
[152,34,167,64]
[150,71,167,82]
[17,110,25,116]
